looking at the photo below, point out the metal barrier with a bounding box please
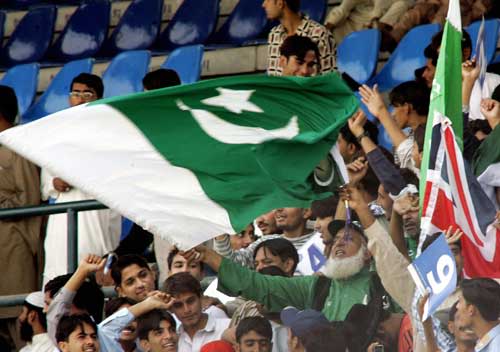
[0,200,108,306]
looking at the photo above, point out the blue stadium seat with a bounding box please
[100,0,162,56]
[367,23,441,92]
[156,0,218,51]
[209,0,267,46]
[301,0,327,23]
[337,29,380,84]
[21,58,94,124]
[46,0,110,62]
[466,19,500,65]
[102,50,151,98]
[0,6,56,67]
[0,63,39,116]
[161,45,204,84]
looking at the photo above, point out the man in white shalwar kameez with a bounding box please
[42,73,121,284]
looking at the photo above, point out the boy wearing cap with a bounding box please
[18,292,54,352]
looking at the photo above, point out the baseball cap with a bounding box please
[280,307,330,338]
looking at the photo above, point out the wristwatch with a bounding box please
[355,130,369,143]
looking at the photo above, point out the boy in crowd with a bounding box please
[137,309,178,352]
[235,316,273,352]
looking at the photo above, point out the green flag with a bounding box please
[0,73,357,248]
[420,0,463,204]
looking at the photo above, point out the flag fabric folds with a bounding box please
[421,115,500,279]
[0,73,358,249]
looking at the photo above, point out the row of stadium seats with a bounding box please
[0,0,327,67]
[0,45,204,123]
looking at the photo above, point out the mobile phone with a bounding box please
[374,345,384,352]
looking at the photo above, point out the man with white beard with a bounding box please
[180,222,379,321]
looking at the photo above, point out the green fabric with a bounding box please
[217,258,373,321]
[420,14,463,205]
[472,124,500,177]
[90,73,358,232]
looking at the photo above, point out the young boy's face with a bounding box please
[141,319,178,352]
[117,264,156,302]
[58,323,99,352]
[236,330,273,352]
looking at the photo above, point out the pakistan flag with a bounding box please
[0,73,358,248]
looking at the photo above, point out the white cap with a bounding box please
[25,291,44,309]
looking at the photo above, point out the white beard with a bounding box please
[322,244,366,280]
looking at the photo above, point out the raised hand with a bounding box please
[145,290,174,310]
[359,84,387,119]
[339,183,366,211]
[347,109,367,137]
[444,226,463,244]
[480,99,500,126]
[78,254,105,275]
[346,156,368,186]
[53,177,72,192]
[462,58,480,84]
[393,193,419,216]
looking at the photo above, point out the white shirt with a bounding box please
[177,314,230,352]
[470,72,500,120]
[24,333,55,352]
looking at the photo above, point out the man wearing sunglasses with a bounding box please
[41,73,122,286]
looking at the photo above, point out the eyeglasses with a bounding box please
[69,91,96,100]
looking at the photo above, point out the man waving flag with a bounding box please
[420,0,500,279]
[0,73,357,249]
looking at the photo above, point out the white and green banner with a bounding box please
[0,74,358,248]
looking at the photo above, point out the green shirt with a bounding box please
[217,258,373,321]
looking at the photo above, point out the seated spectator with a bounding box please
[143,69,181,91]
[0,85,42,351]
[234,316,273,352]
[55,314,99,352]
[229,224,256,250]
[137,309,178,352]
[280,307,349,352]
[263,0,335,76]
[456,278,500,350]
[111,254,156,302]
[383,0,492,51]
[164,272,231,351]
[325,0,413,44]
[41,73,121,285]
[18,292,53,352]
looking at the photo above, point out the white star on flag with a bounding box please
[202,88,264,114]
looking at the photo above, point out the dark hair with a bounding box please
[390,81,431,117]
[492,84,500,101]
[104,297,137,318]
[460,278,500,321]
[24,302,47,330]
[167,248,204,272]
[111,254,151,286]
[55,314,97,343]
[422,232,462,253]
[163,272,202,297]
[468,119,492,136]
[399,168,419,188]
[340,119,379,151]
[0,85,18,125]
[74,279,105,323]
[449,301,458,322]
[253,238,299,274]
[301,324,349,352]
[137,309,176,340]
[311,195,338,219]
[44,274,72,298]
[424,30,472,65]
[142,69,181,90]
[236,316,273,343]
[280,35,320,66]
[71,73,104,99]
[284,0,300,13]
[413,124,426,152]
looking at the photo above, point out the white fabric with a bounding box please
[469,72,500,120]
[394,135,414,170]
[0,103,234,250]
[477,162,500,210]
[30,333,55,352]
[177,314,230,352]
[271,321,289,352]
[42,168,121,284]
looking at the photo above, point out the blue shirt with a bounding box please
[99,308,143,352]
[475,324,500,352]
